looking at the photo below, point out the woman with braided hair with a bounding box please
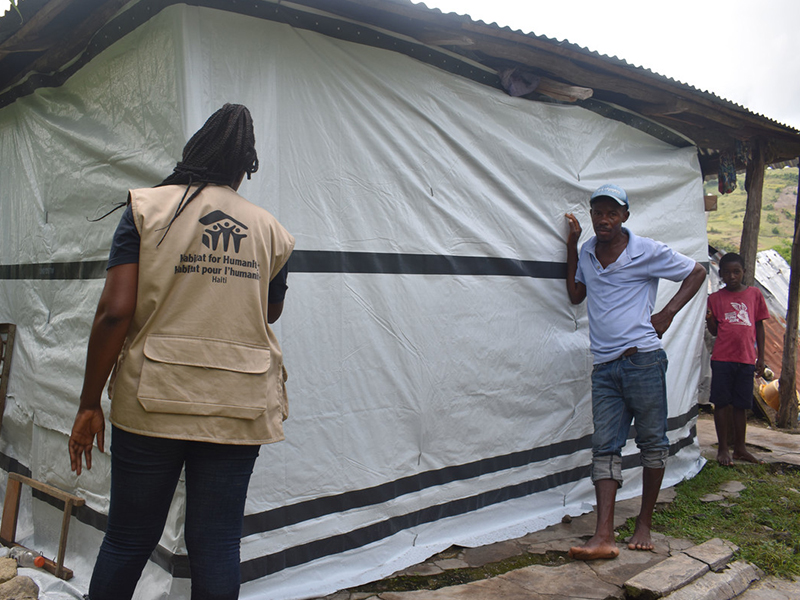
[69,104,295,600]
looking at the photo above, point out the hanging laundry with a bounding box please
[718,151,736,194]
[735,139,751,166]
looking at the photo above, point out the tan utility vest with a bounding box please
[109,184,295,444]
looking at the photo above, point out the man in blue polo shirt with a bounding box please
[564,184,705,560]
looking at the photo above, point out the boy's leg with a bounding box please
[731,407,761,463]
[710,361,735,466]
[713,405,733,466]
[728,362,760,463]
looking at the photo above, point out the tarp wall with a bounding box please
[0,3,707,599]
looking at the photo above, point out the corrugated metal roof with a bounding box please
[1,0,799,172]
[407,0,797,132]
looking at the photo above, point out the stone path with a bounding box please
[312,414,800,600]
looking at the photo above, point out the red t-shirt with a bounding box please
[708,286,769,364]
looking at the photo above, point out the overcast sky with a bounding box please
[2,0,798,129]
[421,0,800,129]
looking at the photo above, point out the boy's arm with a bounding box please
[705,298,718,336]
[565,213,586,305]
[755,320,766,377]
[651,262,706,337]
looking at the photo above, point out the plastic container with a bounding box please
[8,547,45,568]
[760,380,781,411]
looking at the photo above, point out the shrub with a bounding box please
[773,239,792,263]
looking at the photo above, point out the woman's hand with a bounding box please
[69,407,105,475]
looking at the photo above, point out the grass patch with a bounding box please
[616,460,800,578]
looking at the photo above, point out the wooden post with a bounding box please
[739,139,765,286]
[778,162,800,429]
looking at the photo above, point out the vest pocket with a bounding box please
[138,334,271,419]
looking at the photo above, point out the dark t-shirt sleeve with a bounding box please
[268,264,289,304]
[107,204,140,269]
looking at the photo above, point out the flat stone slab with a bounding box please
[379,560,624,600]
[737,575,800,600]
[379,576,539,600]
[585,546,668,587]
[700,493,726,503]
[719,481,746,494]
[684,538,738,572]
[663,560,759,600]
[400,563,443,577]
[433,558,469,571]
[624,552,708,599]
[460,540,525,568]
[503,561,623,599]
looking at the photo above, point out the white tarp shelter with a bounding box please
[0,2,707,598]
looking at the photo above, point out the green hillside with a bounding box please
[705,167,798,262]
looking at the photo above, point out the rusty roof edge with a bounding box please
[360,1,800,134]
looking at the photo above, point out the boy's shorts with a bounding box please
[710,360,756,409]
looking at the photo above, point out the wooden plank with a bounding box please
[7,473,84,506]
[0,324,16,432]
[0,475,22,546]
[1,474,84,580]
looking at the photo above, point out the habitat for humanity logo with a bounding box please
[199,210,248,252]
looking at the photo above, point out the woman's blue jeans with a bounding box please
[88,426,260,600]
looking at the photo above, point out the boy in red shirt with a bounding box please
[706,252,769,465]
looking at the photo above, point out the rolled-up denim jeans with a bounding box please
[590,349,669,486]
[88,426,260,600]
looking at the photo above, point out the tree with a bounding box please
[778,158,800,429]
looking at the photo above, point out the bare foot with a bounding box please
[716,449,733,466]
[569,537,620,560]
[732,449,764,464]
[627,517,655,551]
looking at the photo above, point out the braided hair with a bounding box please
[156,103,259,244]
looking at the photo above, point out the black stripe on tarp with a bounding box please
[288,250,566,278]
[240,425,699,582]
[241,403,701,538]
[0,261,107,280]
[0,256,707,280]
[242,433,592,538]
[0,253,566,280]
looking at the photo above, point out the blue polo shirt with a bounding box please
[575,228,696,364]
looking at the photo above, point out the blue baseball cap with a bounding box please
[590,184,629,209]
